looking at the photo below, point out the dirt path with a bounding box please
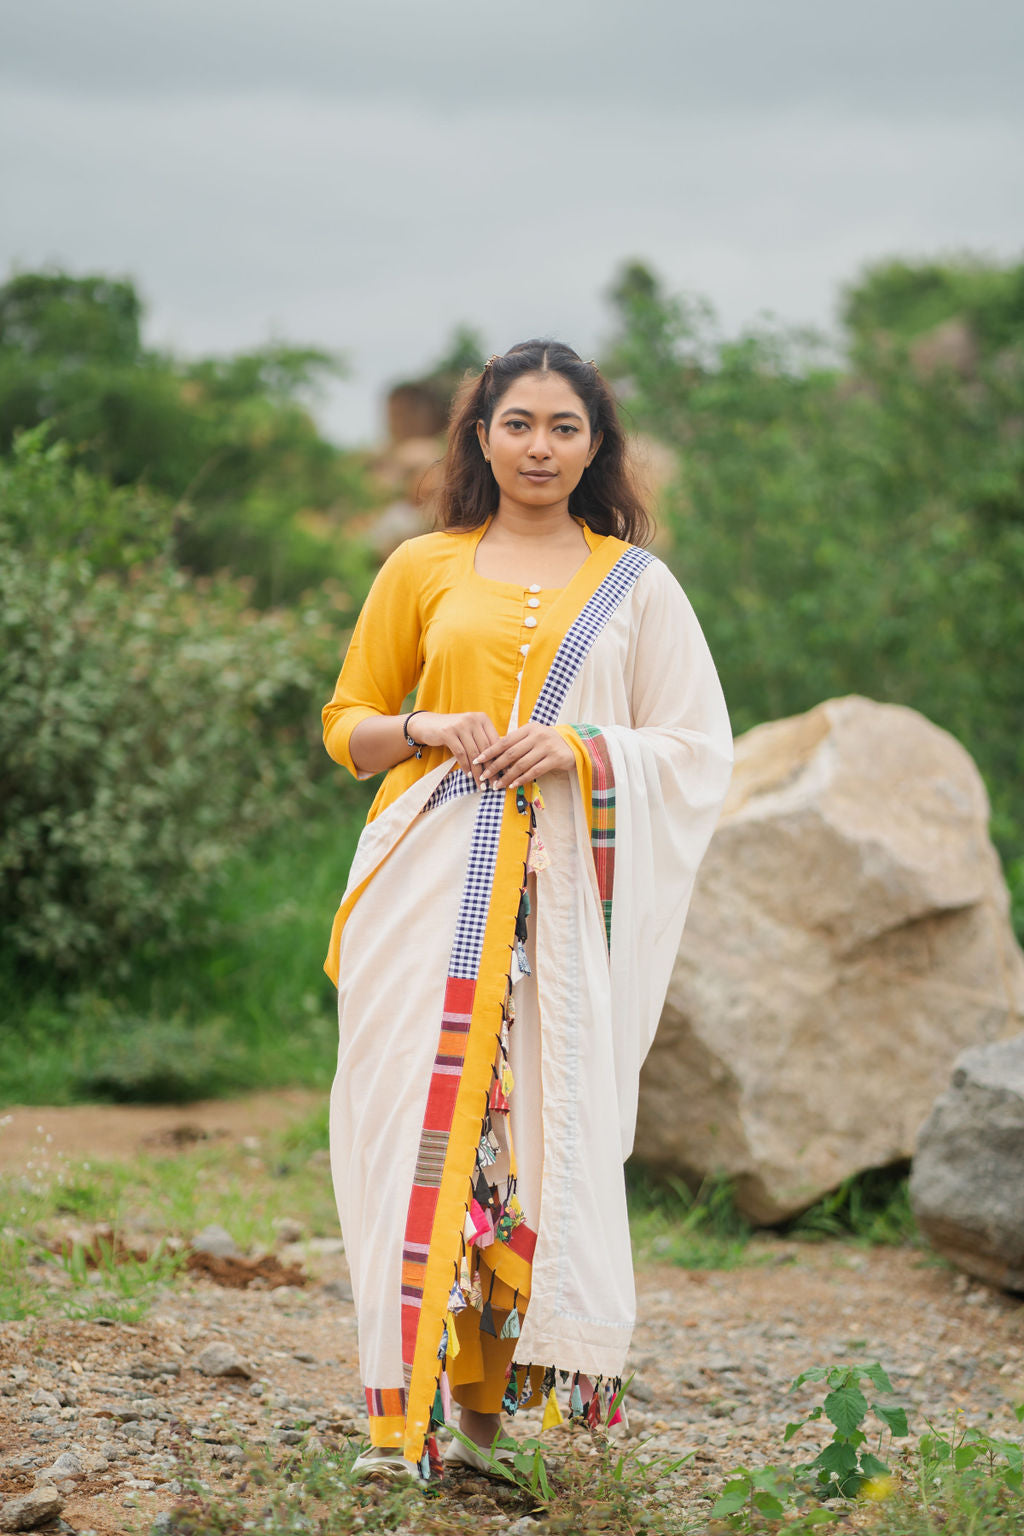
[0,1090,323,1170]
[1,1097,1023,1534]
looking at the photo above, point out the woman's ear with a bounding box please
[586,429,604,467]
[476,419,490,463]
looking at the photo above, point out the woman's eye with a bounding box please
[555,425,578,435]
[506,420,528,431]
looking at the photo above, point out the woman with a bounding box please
[322,340,733,1482]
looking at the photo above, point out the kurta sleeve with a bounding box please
[322,541,423,779]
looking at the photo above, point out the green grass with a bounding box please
[0,780,370,1106]
[627,1169,755,1269]
[627,1165,918,1271]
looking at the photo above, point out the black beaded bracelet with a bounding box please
[403,709,427,759]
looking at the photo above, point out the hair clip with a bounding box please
[483,354,500,370]
[587,359,599,370]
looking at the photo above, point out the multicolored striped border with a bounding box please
[570,725,616,948]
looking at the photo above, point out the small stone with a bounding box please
[0,1485,65,1531]
[628,1379,654,1403]
[320,1278,354,1303]
[196,1343,253,1379]
[36,1451,86,1481]
[191,1224,241,1259]
[270,1286,304,1308]
[293,1351,316,1365]
[273,1216,304,1245]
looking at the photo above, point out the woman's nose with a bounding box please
[527,432,551,458]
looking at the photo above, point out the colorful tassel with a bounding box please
[501,1062,515,1098]
[466,1199,490,1244]
[477,1132,498,1166]
[541,1386,563,1430]
[569,1376,585,1420]
[431,1386,445,1427]
[427,1434,443,1481]
[528,780,545,809]
[527,829,551,873]
[514,938,532,978]
[519,1368,535,1407]
[459,1256,473,1293]
[440,1369,452,1423]
[608,1377,626,1428]
[468,1273,483,1311]
[419,1446,431,1481]
[437,1324,448,1360]
[587,1392,601,1429]
[502,1367,519,1416]
[479,1271,498,1337]
[445,1312,461,1358]
[489,1069,510,1114]
[499,1297,521,1340]
[476,1210,495,1250]
[447,1281,467,1314]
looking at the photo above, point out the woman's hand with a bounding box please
[473,724,574,790]
[411,711,501,783]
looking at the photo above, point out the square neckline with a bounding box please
[468,515,599,593]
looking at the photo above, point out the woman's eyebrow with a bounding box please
[498,406,585,422]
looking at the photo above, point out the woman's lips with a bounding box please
[521,470,556,480]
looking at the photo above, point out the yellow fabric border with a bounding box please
[402,788,531,1464]
[555,726,594,838]
[367,1414,405,1448]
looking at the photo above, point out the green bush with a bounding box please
[0,431,353,974]
[604,258,1024,880]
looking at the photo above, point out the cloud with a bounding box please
[4,0,1023,117]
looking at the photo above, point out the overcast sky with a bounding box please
[2,0,1022,443]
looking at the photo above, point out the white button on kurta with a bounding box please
[527,597,540,609]
[524,616,538,629]
[520,644,530,656]
[527,583,541,593]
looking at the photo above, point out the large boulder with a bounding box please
[909,1036,1024,1291]
[634,695,1024,1223]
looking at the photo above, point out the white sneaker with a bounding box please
[349,1446,424,1484]
[442,1434,517,1475]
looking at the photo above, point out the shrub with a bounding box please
[0,431,354,974]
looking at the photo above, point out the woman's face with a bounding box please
[477,371,602,511]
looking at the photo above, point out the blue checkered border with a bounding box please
[531,546,654,726]
[440,546,655,979]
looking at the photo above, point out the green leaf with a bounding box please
[861,1362,895,1394]
[790,1367,828,1390]
[784,1420,806,1442]
[874,1403,909,1437]
[812,1441,858,1477]
[752,1492,785,1516]
[859,1452,890,1477]
[823,1384,868,1434]
[711,1489,749,1516]
[953,1443,984,1472]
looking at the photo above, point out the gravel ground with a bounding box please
[2,1238,1022,1534]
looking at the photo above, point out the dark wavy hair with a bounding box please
[432,339,653,546]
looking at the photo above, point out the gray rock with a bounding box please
[910,1034,1024,1291]
[0,1485,64,1532]
[191,1223,241,1259]
[272,1216,304,1244]
[320,1278,353,1303]
[195,1342,252,1379]
[35,1451,86,1481]
[637,697,1024,1222]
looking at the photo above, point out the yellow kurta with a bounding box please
[321,519,606,983]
